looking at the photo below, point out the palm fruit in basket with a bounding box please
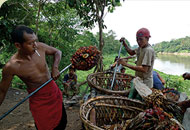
[71,46,100,71]
[144,88,183,123]
[125,107,184,130]
[162,88,180,101]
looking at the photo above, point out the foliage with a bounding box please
[77,55,190,97]
[66,0,125,72]
[95,30,131,55]
[0,0,84,68]
[155,70,190,97]
[66,0,124,28]
[1,0,189,98]
[153,36,190,53]
[74,30,98,49]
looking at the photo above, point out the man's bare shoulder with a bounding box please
[37,42,53,52]
[37,41,60,55]
[3,55,20,74]
[37,42,50,49]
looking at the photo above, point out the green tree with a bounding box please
[0,0,87,87]
[153,36,190,53]
[67,0,125,72]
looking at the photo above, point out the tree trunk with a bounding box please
[35,1,41,35]
[97,19,104,72]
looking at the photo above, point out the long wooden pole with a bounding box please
[0,64,72,120]
[110,42,123,90]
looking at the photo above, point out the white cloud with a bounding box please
[91,1,190,46]
[0,0,7,7]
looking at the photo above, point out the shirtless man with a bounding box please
[0,25,67,130]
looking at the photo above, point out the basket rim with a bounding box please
[87,72,135,95]
[80,96,146,130]
[82,96,145,105]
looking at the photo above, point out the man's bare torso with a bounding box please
[7,44,51,90]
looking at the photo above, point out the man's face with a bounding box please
[20,32,38,55]
[136,37,148,48]
[69,69,75,76]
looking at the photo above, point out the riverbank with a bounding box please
[154,69,190,97]
[158,52,190,56]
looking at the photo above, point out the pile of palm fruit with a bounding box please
[144,89,183,122]
[71,46,100,70]
[125,107,183,130]
[161,88,180,101]
[124,89,184,129]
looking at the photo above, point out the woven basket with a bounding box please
[87,72,135,96]
[80,96,147,130]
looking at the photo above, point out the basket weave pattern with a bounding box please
[87,72,135,96]
[80,96,147,130]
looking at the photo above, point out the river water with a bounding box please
[154,54,190,76]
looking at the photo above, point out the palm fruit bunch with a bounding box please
[125,107,184,130]
[144,89,165,108]
[144,89,183,123]
[162,88,180,101]
[71,46,100,71]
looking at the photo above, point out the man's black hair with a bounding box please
[69,66,76,72]
[11,25,34,44]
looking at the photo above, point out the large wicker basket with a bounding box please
[87,72,135,96]
[80,96,147,130]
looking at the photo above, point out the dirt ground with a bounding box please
[0,87,83,130]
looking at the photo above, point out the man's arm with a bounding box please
[122,55,136,60]
[118,59,149,73]
[157,72,165,85]
[40,42,62,80]
[0,66,14,105]
[120,38,136,56]
[126,64,149,73]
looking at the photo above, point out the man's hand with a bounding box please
[178,100,190,114]
[119,37,125,42]
[182,72,190,80]
[63,83,69,87]
[161,80,166,85]
[120,37,129,49]
[52,68,60,80]
[118,58,128,66]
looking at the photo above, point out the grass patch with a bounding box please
[0,53,189,97]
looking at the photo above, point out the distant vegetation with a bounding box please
[153,36,190,53]
[0,0,190,97]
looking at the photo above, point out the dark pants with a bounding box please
[128,80,142,101]
[35,103,67,130]
[54,104,67,130]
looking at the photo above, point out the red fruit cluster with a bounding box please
[71,46,100,71]
[126,106,182,129]
[142,107,180,129]
[144,107,172,122]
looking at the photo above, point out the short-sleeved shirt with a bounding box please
[153,71,164,90]
[135,44,155,88]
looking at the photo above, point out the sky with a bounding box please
[91,0,190,46]
[0,0,7,8]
